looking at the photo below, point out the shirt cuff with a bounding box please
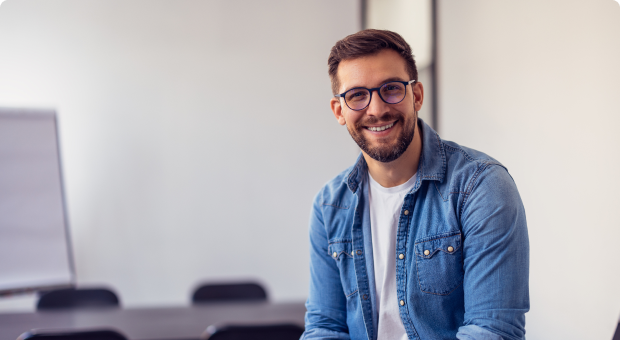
[300,327,351,340]
[457,324,505,340]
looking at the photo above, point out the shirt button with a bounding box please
[333,252,337,258]
[424,250,430,256]
[404,210,409,215]
[351,251,354,256]
[399,254,404,260]
[357,250,362,255]
[400,300,405,306]
[363,294,368,300]
[447,246,454,252]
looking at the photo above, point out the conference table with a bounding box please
[0,301,306,340]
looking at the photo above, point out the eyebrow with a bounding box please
[342,77,409,93]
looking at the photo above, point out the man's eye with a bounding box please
[384,84,404,92]
[347,90,368,102]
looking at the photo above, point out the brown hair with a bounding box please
[328,29,418,95]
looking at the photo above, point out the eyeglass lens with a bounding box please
[344,81,407,110]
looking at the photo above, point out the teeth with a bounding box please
[368,122,394,132]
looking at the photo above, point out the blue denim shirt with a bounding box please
[302,119,529,340]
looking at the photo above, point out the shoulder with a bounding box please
[313,164,357,210]
[439,138,513,192]
[442,139,504,171]
[436,139,524,227]
[417,120,511,190]
[309,163,359,241]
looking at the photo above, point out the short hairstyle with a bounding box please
[328,29,418,95]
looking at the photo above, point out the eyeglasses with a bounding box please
[335,80,416,111]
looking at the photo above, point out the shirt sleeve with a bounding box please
[457,324,506,340]
[458,164,530,340]
[300,193,351,340]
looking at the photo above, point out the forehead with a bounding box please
[337,49,409,92]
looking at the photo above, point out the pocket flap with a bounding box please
[415,233,461,259]
[328,240,353,260]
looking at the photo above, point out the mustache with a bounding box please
[354,112,403,129]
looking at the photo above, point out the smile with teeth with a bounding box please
[366,122,395,132]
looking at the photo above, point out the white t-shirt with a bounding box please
[368,171,417,340]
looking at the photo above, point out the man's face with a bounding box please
[330,49,423,163]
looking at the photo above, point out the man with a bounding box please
[301,29,529,340]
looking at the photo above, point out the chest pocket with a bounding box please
[328,240,357,297]
[414,232,464,296]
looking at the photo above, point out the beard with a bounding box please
[347,111,416,163]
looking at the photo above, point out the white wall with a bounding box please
[0,0,360,309]
[366,0,433,69]
[438,1,620,339]
[366,0,435,126]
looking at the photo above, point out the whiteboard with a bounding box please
[0,108,74,293]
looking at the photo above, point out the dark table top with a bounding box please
[0,301,306,340]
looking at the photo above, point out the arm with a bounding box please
[301,194,351,340]
[456,165,530,340]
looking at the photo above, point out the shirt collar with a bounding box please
[344,118,446,193]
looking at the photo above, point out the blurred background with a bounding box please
[0,0,619,339]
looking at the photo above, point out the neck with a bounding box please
[363,120,422,188]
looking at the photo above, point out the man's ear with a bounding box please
[413,82,424,112]
[330,97,346,126]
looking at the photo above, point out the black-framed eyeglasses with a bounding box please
[335,80,416,111]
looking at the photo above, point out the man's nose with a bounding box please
[365,90,390,116]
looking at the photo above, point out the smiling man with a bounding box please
[301,30,529,340]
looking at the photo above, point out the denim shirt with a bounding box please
[302,119,529,340]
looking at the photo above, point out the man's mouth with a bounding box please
[366,121,395,132]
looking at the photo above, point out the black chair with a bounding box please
[18,329,127,340]
[192,282,267,304]
[37,288,120,310]
[202,324,304,340]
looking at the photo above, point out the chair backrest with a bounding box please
[613,321,620,340]
[192,282,267,304]
[18,329,127,340]
[37,288,120,310]
[203,324,304,340]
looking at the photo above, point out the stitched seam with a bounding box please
[329,251,354,260]
[460,163,490,217]
[346,289,359,298]
[434,184,469,202]
[349,213,373,340]
[347,156,369,193]
[420,280,464,296]
[439,133,447,182]
[328,240,353,260]
[415,245,463,258]
[464,163,488,194]
[419,132,446,182]
[443,143,477,163]
[401,208,417,339]
[434,181,447,201]
[328,241,353,259]
[321,203,350,209]
[414,233,461,245]
[421,175,442,180]
[326,250,353,262]
[328,239,352,244]
[347,166,358,193]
